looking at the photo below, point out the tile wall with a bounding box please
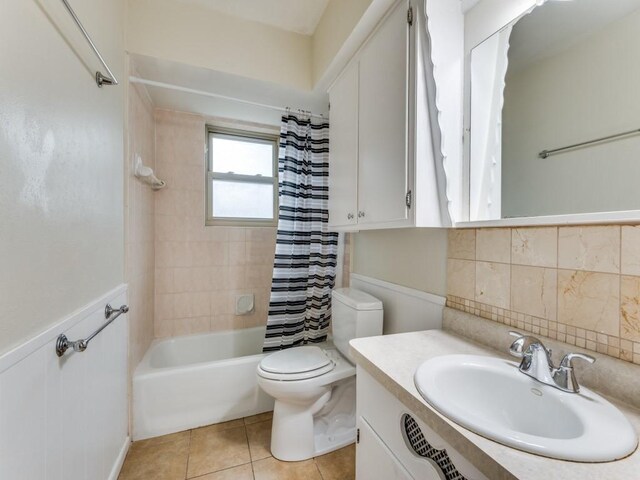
[125,79,156,369]
[342,233,352,288]
[153,110,276,338]
[447,226,640,364]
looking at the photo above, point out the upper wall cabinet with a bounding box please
[328,0,463,230]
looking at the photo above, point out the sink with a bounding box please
[414,354,638,462]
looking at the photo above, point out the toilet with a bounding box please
[256,288,383,462]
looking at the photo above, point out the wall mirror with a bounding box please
[467,0,640,223]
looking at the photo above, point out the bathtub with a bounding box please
[132,326,274,440]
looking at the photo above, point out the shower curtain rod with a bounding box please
[129,77,326,120]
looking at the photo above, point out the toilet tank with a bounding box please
[331,288,383,363]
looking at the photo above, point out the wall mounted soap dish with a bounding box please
[134,155,166,190]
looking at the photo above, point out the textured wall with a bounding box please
[0,0,125,355]
[153,110,276,337]
[447,226,640,364]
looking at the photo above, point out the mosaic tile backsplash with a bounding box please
[447,226,640,364]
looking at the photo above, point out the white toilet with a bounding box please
[256,288,383,462]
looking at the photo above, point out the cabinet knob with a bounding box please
[347,213,354,220]
[358,211,365,218]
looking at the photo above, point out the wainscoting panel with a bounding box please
[0,285,129,480]
[350,274,445,334]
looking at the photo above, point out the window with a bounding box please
[206,127,278,226]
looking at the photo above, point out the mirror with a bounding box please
[468,0,640,221]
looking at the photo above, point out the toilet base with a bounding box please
[270,377,356,461]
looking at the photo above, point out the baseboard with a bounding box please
[108,436,131,480]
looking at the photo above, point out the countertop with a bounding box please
[350,329,640,480]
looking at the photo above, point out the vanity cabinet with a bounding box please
[356,367,488,480]
[356,417,413,480]
[328,0,414,231]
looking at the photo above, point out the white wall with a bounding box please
[0,0,125,356]
[0,287,129,480]
[351,229,448,297]
[350,274,445,334]
[312,0,372,85]
[127,0,312,91]
[502,8,640,217]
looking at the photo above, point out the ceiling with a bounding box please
[172,0,330,35]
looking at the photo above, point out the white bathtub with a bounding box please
[133,326,274,440]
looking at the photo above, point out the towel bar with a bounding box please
[56,304,128,357]
[60,0,119,87]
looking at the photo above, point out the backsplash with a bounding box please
[447,226,640,364]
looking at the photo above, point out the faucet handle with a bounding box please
[559,352,596,369]
[554,352,596,393]
[508,331,547,358]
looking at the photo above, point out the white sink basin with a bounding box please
[414,354,638,462]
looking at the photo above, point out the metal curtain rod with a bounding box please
[60,0,118,87]
[538,128,640,159]
[129,77,326,120]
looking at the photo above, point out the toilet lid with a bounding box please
[260,346,332,374]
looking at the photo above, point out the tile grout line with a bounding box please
[185,428,193,480]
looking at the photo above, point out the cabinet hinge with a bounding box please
[406,190,412,208]
[407,6,413,26]
[356,428,360,444]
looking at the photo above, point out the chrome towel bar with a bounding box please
[538,128,640,159]
[60,0,119,87]
[56,304,129,357]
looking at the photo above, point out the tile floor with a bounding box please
[118,412,356,480]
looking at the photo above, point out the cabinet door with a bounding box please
[328,61,359,229]
[357,0,410,226]
[356,417,414,480]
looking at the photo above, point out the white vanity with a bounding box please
[350,309,640,480]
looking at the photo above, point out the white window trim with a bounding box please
[205,126,279,227]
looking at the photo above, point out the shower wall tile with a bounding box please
[447,225,640,365]
[154,109,277,338]
[126,77,156,376]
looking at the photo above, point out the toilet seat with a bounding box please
[258,346,336,381]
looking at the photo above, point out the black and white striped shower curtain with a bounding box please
[263,114,338,352]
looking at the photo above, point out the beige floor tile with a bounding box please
[246,419,272,461]
[118,432,190,480]
[192,463,254,480]
[315,445,356,480]
[187,425,251,478]
[252,457,322,480]
[244,411,273,426]
[192,418,245,433]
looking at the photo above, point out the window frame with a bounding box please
[205,126,279,227]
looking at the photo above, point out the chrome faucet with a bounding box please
[508,331,595,393]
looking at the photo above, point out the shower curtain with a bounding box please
[263,113,338,352]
